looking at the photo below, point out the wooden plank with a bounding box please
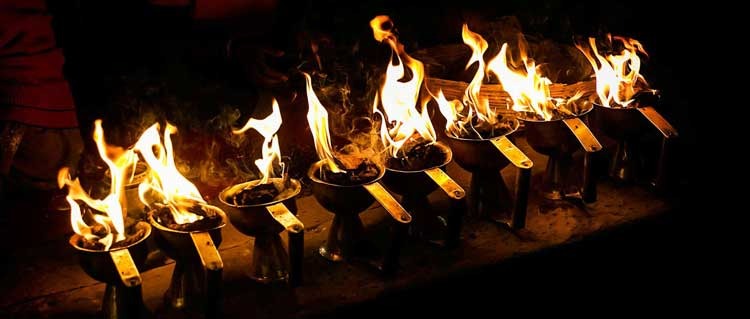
[425,77,596,110]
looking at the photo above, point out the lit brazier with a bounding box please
[577,36,677,190]
[436,25,533,230]
[134,123,227,317]
[370,16,466,246]
[304,72,412,275]
[59,120,151,319]
[217,98,305,286]
[486,34,602,205]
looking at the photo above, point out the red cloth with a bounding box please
[0,0,77,128]
[150,0,277,20]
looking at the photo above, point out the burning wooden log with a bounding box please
[426,77,595,117]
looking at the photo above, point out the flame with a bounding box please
[486,39,553,120]
[135,122,205,225]
[434,24,498,138]
[233,98,283,184]
[433,90,464,135]
[461,24,495,125]
[576,35,648,108]
[487,35,583,121]
[370,15,435,157]
[58,120,135,250]
[304,72,342,172]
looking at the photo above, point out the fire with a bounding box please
[58,120,135,250]
[304,72,342,172]
[434,24,497,138]
[461,24,495,126]
[370,15,436,157]
[487,35,582,121]
[232,98,283,184]
[135,122,205,224]
[576,35,648,108]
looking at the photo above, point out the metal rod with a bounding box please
[205,263,223,319]
[562,117,602,153]
[637,106,677,192]
[109,249,142,287]
[266,203,304,234]
[491,136,533,169]
[278,200,303,287]
[512,166,531,229]
[190,232,223,271]
[381,220,408,275]
[363,182,411,224]
[468,174,481,216]
[424,168,465,200]
[362,182,410,275]
[288,230,304,287]
[652,136,670,192]
[103,282,147,319]
[637,106,678,139]
[418,168,465,247]
[446,196,465,248]
[582,152,597,203]
[190,232,223,318]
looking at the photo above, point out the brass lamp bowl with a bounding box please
[148,205,226,315]
[307,160,385,216]
[69,221,151,319]
[519,104,601,202]
[218,178,304,285]
[442,118,521,173]
[591,90,676,187]
[441,119,532,230]
[382,141,453,198]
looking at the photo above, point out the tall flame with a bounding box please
[304,72,342,172]
[576,35,648,108]
[58,120,134,250]
[135,122,205,224]
[370,15,435,157]
[461,24,495,125]
[233,98,283,184]
[487,39,555,120]
[434,24,498,138]
[487,35,583,121]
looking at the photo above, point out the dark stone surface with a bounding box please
[0,137,681,318]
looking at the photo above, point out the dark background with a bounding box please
[45,0,701,315]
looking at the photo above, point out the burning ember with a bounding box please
[135,122,222,231]
[576,35,652,108]
[434,24,516,139]
[487,34,584,121]
[304,72,380,185]
[58,120,145,250]
[227,98,297,205]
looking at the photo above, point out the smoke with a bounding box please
[96,69,261,195]
[303,37,387,169]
